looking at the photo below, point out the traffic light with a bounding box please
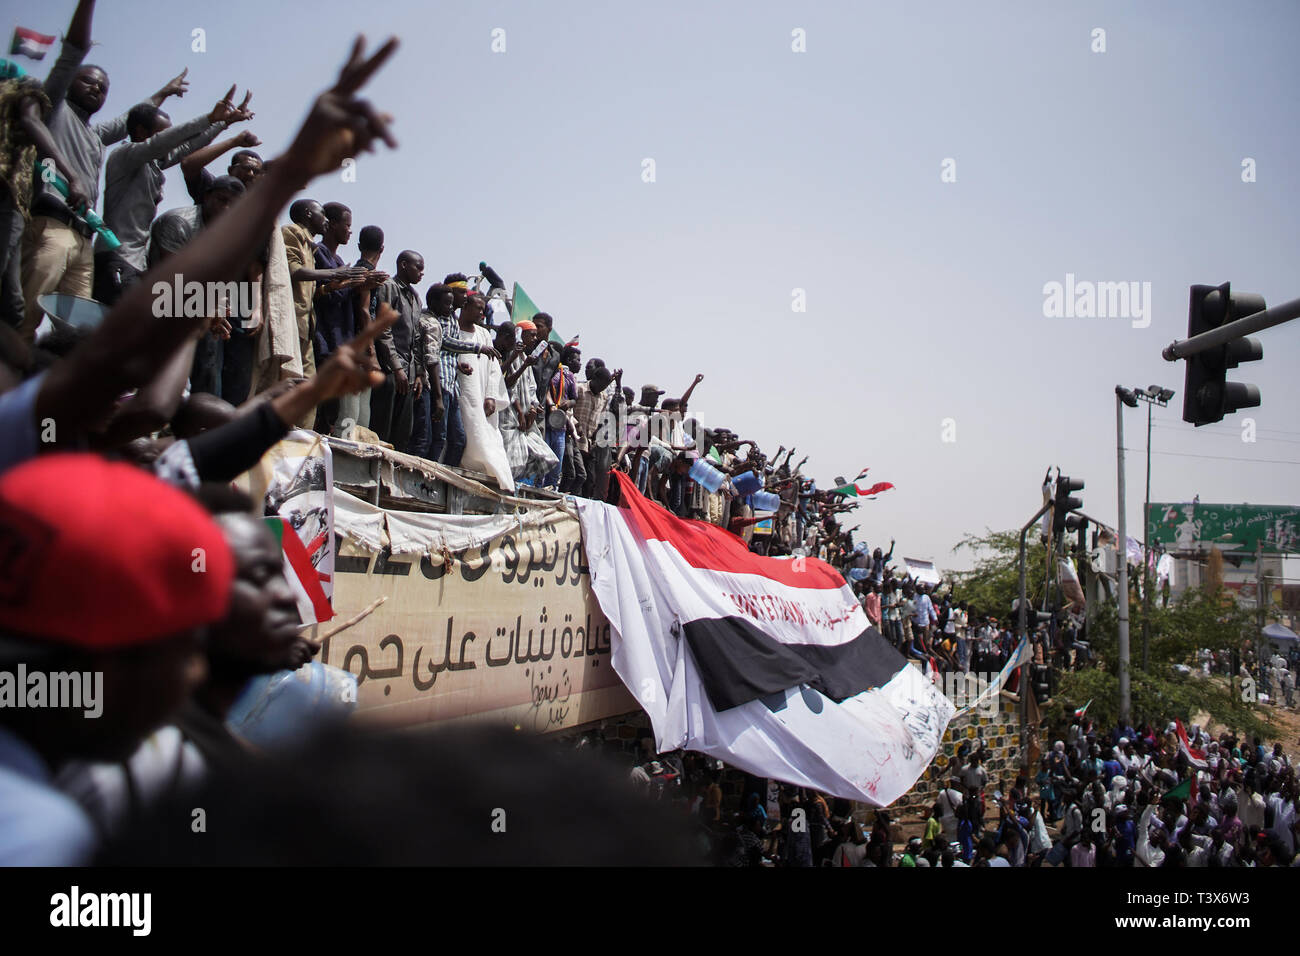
[1052,476,1084,535]
[1181,282,1265,426]
[1031,664,1052,704]
[1012,599,1053,630]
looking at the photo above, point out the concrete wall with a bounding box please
[885,695,1023,816]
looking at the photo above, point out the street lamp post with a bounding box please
[1134,386,1175,670]
[1116,387,1137,725]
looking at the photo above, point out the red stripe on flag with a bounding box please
[15,27,57,44]
[276,517,335,622]
[1175,718,1207,768]
[612,471,844,590]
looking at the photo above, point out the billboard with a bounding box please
[1148,502,1300,556]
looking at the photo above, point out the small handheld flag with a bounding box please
[10,27,55,60]
[831,481,894,499]
[1174,718,1207,769]
[265,516,334,625]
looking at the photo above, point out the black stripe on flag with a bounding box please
[683,618,907,712]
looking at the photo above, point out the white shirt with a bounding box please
[1136,806,1165,867]
[1267,795,1296,856]
[1240,792,1267,830]
[56,726,207,840]
[938,787,963,842]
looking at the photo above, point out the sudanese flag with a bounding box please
[830,481,894,498]
[265,517,334,625]
[9,27,55,60]
[575,472,953,806]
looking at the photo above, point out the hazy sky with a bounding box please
[8,0,1299,572]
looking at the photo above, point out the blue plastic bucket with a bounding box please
[689,458,725,493]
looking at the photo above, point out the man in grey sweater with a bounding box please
[94,87,252,304]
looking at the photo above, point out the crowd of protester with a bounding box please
[1,3,1294,870]
[0,4,916,565]
[668,718,1299,867]
[0,2,920,867]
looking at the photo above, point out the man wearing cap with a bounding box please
[58,504,316,836]
[0,454,232,864]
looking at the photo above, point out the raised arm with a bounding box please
[149,68,192,109]
[112,112,223,172]
[66,0,95,52]
[181,129,260,195]
[678,372,703,411]
[36,36,399,446]
[44,0,96,106]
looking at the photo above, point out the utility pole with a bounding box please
[1116,388,1135,725]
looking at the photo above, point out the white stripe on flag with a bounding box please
[576,496,954,806]
[638,538,868,648]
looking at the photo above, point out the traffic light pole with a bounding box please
[1116,392,1132,726]
[1162,294,1300,361]
[1019,500,1053,772]
[1143,400,1153,670]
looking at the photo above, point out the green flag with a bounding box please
[511,281,564,344]
[511,281,538,326]
[1165,778,1191,802]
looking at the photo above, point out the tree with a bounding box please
[948,528,1049,620]
[1048,585,1274,740]
[947,526,1276,740]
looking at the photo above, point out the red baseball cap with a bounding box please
[0,454,235,649]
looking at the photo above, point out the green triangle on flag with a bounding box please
[511,281,538,326]
[511,281,565,344]
[264,516,334,625]
[1165,778,1191,802]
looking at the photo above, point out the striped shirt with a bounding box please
[572,381,610,453]
[436,313,478,397]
